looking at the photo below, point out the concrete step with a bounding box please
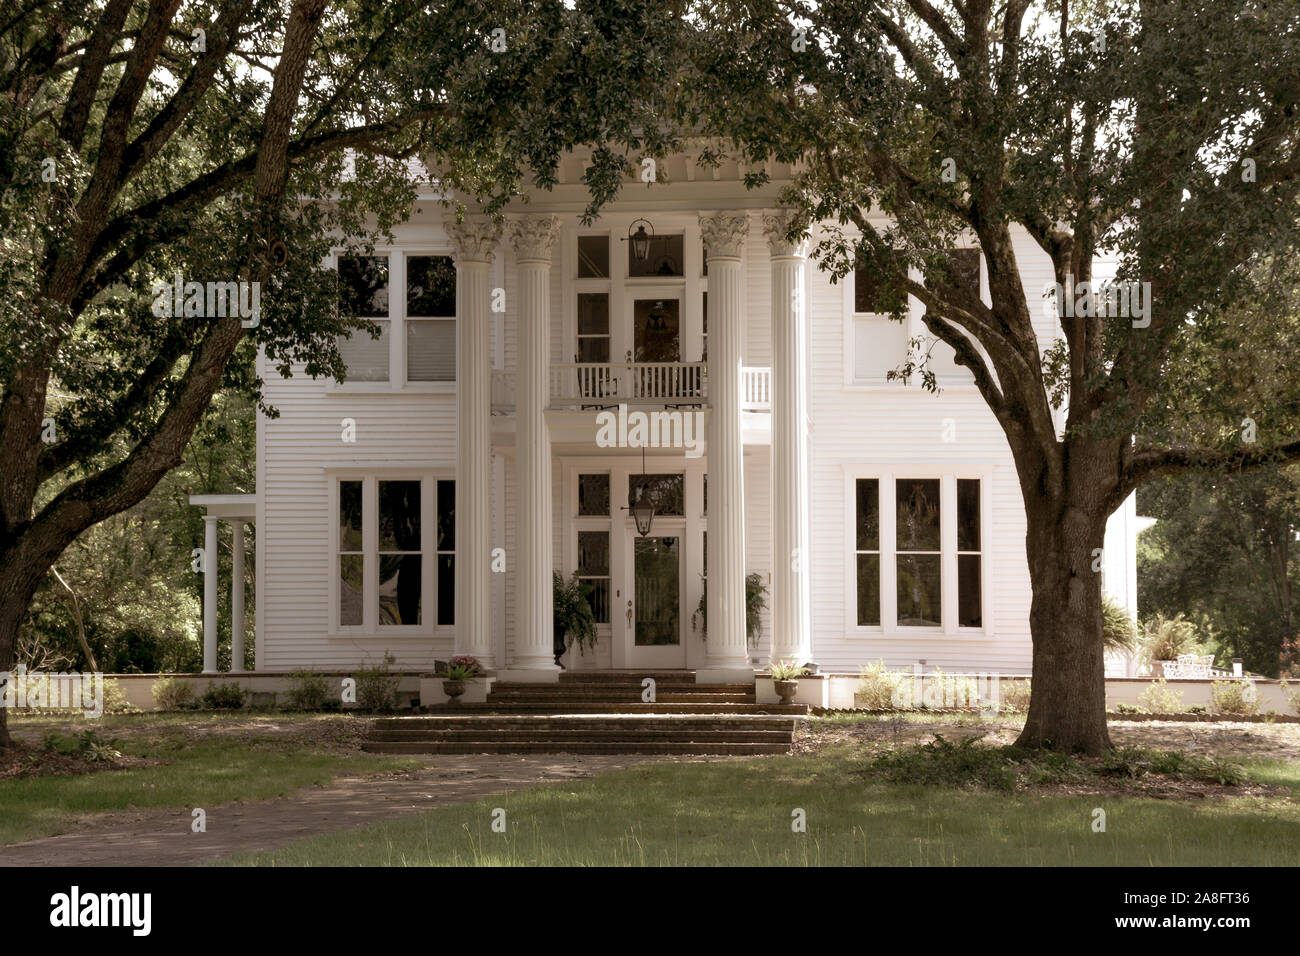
[370,730,790,743]
[419,702,806,715]
[493,682,752,693]
[486,694,755,705]
[372,715,797,730]
[556,671,700,682]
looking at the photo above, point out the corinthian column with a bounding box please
[447,217,499,668]
[763,211,812,666]
[698,212,754,684]
[501,215,562,680]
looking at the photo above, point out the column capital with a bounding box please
[762,210,810,258]
[699,212,750,260]
[510,215,562,262]
[445,216,500,263]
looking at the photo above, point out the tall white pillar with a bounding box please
[202,515,219,673]
[699,213,754,683]
[447,217,500,669]
[764,212,813,665]
[230,521,245,672]
[501,215,562,680]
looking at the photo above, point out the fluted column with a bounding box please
[447,217,500,668]
[202,515,218,673]
[764,212,812,665]
[699,213,753,683]
[502,215,562,679]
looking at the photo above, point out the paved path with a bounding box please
[0,754,667,867]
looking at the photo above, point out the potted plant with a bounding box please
[692,572,769,645]
[442,655,481,703]
[553,572,598,666]
[770,659,807,703]
[1140,613,1199,677]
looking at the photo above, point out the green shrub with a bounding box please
[41,729,123,762]
[1099,747,1245,786]
[856,660,905,709]
[201,681,247,710]
[102,678,139,714]
[1210,679,1258,716]
[1113,702,1142,715]
[1102,596,1140,652]
[287,671,330,711]
[1187,704,1207,715]
[1280,680,1300,716]
[868,735,1088,792]
[998,678,1031,713]
[1137,679,1184,714]
[355,655,400,711]
[152,676,195,710]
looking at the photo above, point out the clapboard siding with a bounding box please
[256,190,1124,676]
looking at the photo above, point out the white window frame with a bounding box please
[328,246,459,394]
[843,464,994,638]
[842,259,919,389]
[327,468,451,639]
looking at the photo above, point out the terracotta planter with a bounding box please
[442,679,466,703]
[774,679,799,704]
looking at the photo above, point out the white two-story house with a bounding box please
[192,147,1140,683]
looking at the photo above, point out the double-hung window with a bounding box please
[334,476,455,634]
[335,252,457,387]
[853,474,985,632]
[851,254,908,383]
[575,473,611,625]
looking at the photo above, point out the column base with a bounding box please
[696,666,756,685]
[495,663,562,683]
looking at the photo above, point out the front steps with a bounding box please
[361,671,806,754]
[363,715,800,755]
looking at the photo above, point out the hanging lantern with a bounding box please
[628,219,653,262]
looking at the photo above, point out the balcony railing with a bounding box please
[490,363,773,413]
[550,361,707,407]
[741,366,771,411]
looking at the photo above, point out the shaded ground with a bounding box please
[3,712,1298,866]
[0,753,675,867]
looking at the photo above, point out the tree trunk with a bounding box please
[0,560,47,749]
[1016,492,1113,754]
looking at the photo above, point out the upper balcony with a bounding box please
[492,362,771,413]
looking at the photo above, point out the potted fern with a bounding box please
[553,571,598,666]
[692,572,769,645]
[770,659,807,703]
[442,655,482,704]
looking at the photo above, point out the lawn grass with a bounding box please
[218,748,1300,867]
[0,713,416,846]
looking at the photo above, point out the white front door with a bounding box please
[624,529,687,669]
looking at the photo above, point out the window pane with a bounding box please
[436,480,455,551]
[957,479,980,551]
[577,337,609,363]
[578,531,609,575]
[633,299,680,362]
[339,480,362,551]
[379,554,422,626]
[897,553,941,627]
[577,293,609,335]
[958,554,982,627]
[629,234,684,277]
[896,478,941,552]
[629,474,684,515]
[854,315,907,381]
[379,480,420,551]
[406,255,455,316]
[337,321,390,381]
[577,235,609,278]
[337,255,389,316]
[856,553,880,626]
[437,554,454,626]
[339,554,363,626]
[854,259,905,313]
[578,474,609,516]
[855,479,879,550]
[407,319,455,381]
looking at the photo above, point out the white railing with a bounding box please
[741,366,771,411]
[550,362,707,407]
